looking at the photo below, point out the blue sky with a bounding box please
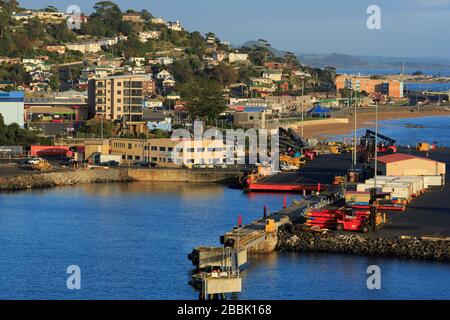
[18,0,450,58]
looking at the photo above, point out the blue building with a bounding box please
[0,91,25,127]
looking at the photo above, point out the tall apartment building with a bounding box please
[335,75,404,98]
[88,75,149,133]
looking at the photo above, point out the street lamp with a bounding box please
[301,76,305,137]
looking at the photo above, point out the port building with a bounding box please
[375,153,446,176]
[110,138,227,166]
[0,91,25,127]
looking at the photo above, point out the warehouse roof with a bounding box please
[377,153,437,164]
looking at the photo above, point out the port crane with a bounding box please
[359,129,397,162]
[278,128,316,171]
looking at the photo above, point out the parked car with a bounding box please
[27,157,44,165]
[133,161,159,168]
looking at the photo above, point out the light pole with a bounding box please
[371,98,379,233]
[301,76,305,137]
[353,90,357,167]
[374,98,378,187]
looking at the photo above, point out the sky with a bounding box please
[17,0,450,58]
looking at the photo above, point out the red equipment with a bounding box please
[336,212,371,233]
[305,208,371,233]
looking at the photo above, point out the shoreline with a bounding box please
[0,167,241,192]
[302,109,450,138]
[277,226,450,262]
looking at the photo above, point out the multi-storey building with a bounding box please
[88,75,149,133]
[109,138,226,167]
[335,75,404,98]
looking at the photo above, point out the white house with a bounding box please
[228,52,249,63]
[166,20,183,31]
[263,70,283,82]
[156,57,174,65]
[138,31,161,42]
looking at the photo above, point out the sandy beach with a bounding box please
[300,109,450,139]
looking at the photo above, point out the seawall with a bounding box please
[0,168,130,191]
[277,225,449,262]
[0,168,241,191]
[127,168,240,183]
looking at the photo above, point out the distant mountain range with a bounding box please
[239,40,450,71]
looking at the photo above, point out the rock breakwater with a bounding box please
[278,225,449,261]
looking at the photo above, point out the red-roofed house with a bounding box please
[374,153,445,176]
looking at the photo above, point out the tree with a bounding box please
[79,118,114,138]
[140,9,153,21]
[49,74,60,92]
[0,114,41,146]
[92,1,123,32]
[43,5,59,12]
[46,23,77,43]
[209,62,238,87]
[178,78,226,119]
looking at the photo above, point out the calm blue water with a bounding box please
[338,68,450,77]
[0,183,449,300]
[335,115,450,147]
[405,82,450,92]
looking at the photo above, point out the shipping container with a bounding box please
[422,175,445,187]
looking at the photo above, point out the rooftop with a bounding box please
[377,153,438,164]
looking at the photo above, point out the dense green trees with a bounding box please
[79,118,114,138]
[209,62,238,87]
[0,114,40,146]
[0,63,30,85]
[178,79,226,120]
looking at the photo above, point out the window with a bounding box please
[168,147,173,152]
[197,148,205,152]
[122,155,125,160]
[176,148,183,153]
[128,144,132,149]
[151,157,157,162]
[135,156,140,160]
[151,146,158,151]
[187,148,194,152]
[117,98,121,103]
[127,155,132,160]
[117,82,122,87]
[159,147,166,151]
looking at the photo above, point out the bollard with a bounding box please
[303,189,306,197]
[263,205,267,218]
[283,196,287,209]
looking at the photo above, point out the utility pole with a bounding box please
[101,115,104,140]
[301,76,305,137]
[354,90,357,167]
[370,98,379,233]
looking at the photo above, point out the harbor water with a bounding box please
[336,115,450,147]
[0,182,449,300]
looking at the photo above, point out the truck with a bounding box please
[97,154,122,166]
